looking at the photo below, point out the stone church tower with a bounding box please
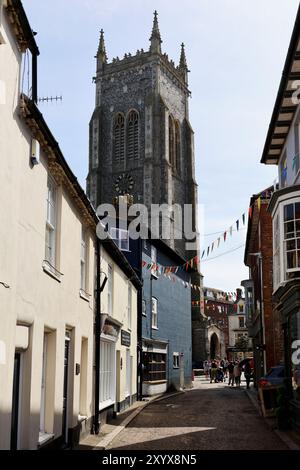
[86,12,199,260]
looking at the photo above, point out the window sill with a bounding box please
[38,432,54,447]
[151,326,158,330]
[42,262,62,282]
[79,289,91,302]
[173,366,179,369]
[142,313,147,317]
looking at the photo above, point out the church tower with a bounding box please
[87,11,198,260]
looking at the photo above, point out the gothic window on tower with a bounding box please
[168,115,175,168]
[175,120,181,174]
[113,113,125,163]
[127,110,139,160]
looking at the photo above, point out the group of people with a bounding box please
[203,358,252,389]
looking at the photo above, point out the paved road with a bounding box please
[107,377,287,450]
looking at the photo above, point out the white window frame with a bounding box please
[173,352,179,369]
[80,227,87,291]
[283,200,300,275]
[107,264,113,316]
[125,349,131,398]
[151,297,158,329]
[273,212,281,290]
[151,245,158,278]
[128,283,132,330]
[142,299,146,316]
[45,178,57,269]
[110,227,129,252]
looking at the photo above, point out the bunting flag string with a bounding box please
[141,186,275,271]
[198,184,276,262]
[141,258,238,299]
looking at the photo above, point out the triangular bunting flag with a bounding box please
[257,197,261,212]
[236,220,239,231]
[224,231,227,242]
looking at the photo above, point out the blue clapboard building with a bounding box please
[111,219,193,396]
[140,239,193,395]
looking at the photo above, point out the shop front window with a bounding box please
[142,352,166,382]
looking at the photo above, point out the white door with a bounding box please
[125,349,131,398]
[100,340,116,409]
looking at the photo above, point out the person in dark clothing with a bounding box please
[228,361,234,386]
[244,361,252,389]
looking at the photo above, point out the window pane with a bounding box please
[287,239,296,251]
[296,203,300,220]
[284,204,294,221]
[285,221,295,238]
[287,251,297,269]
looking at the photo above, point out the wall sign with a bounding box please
[121,330,131,347]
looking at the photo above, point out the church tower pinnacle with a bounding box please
[178,43,189,84]
[149,10,162,54]
[95,29,107,70]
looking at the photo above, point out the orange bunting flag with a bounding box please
[249,206,253,219]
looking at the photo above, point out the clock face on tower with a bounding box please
[114,173,135,195]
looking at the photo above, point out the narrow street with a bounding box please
[106,377,287,450]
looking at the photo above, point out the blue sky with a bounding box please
[22,0,299,291]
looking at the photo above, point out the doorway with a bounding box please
[10,353,21,450]
[62,331,71,444]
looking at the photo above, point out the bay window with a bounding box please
[283,202,300,273]
[272,195,300,291]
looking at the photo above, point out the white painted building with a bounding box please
[0,0,139,449]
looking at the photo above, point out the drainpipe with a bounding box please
[136,235,143,400]
[93,240,107,434]
[93,239,101,434]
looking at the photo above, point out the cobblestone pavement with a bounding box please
[106,377,288,450]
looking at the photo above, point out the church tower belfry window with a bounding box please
[113,113,125,162]
[127,110,139,160]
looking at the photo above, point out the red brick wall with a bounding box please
[248,200,284,370]
[204,300,230,348]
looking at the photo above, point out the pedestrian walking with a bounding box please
[228,361,234,386]
[244,361,252,389]
[233,362,241,387]
[210,360,218,383]
[223,358,229,378]
[204,360,210,380]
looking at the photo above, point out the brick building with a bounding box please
[243,188,284,387]
[203,287,233,359]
